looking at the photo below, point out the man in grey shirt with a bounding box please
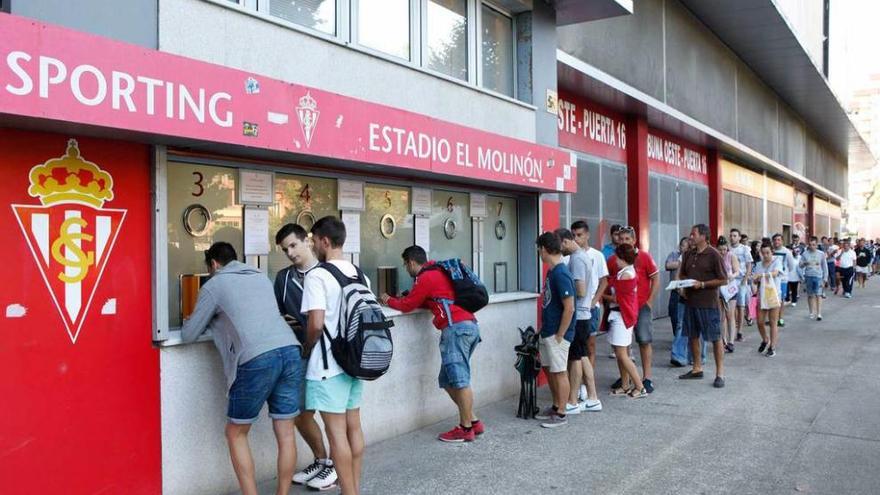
[182,242,302,495]
[557,228,602,415]
[800,236,828,320]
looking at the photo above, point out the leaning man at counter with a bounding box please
[181,241,303,495]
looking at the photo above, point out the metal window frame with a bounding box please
[203,0,531,107]
[152,146,169,341]
[350,0,419,63]
[254,0,344,39]
[476,1,517,99]
[152,151,528,339]
[420,0,473,83]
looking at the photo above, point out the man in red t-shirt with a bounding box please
[380,245,484,443]
[606,227,660,393]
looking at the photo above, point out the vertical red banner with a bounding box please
[0,130,160,494]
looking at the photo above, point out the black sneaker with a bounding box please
[670,360,685,368]
[766,347,776,357]
[679,370,704,380]
[713,376,725,388]
[643,379,654,393]
[611,378,622,390]
[758,341,768,353]
[736,332,744,342]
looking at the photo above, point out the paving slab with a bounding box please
[239,282,880,495]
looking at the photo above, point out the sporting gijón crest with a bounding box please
[11,140,126,343]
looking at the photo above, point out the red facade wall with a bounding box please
[0,129,161,494]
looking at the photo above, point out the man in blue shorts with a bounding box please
[800,236,828,321]
[182,242,303,495]
[382,245,486,442]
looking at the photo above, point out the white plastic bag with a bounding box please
[759,273,781,309]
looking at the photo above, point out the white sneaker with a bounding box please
[580,399,602,412]
[578,384,588,402]
[306,464,338,491]
[293,460,324,485]
[791,303,797,307]
[564,403,582,415]
[809,314,816,320]
[817,314,823,321]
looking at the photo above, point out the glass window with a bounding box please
[167,163,243,328]
[484,196,518,293]
[480,4,514,97]
[269,0,336,35]
[358,0,411,60]
[430,190,471,266]
[266,173,338,281]
[426,0,468,80]
[359,184,413,295]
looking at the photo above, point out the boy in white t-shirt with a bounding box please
[302,216,366,495]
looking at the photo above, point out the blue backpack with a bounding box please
[427,259,489,313]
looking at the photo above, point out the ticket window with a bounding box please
[431,190,471,266]
[484,195,518,294]
[167,162,243,328]
[359,184,412,296]
[265,173,338,281]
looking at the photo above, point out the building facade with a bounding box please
[0,1,867,494]
[554,0,860,317]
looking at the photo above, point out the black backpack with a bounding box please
[425,259,489,313]
[319,263,394,381]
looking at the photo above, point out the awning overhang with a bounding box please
[553,0,633,26]
[557,50,847,203]
[678,0,877,173]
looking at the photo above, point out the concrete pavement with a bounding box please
[245,281,880,494]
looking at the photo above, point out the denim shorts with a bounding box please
[227,345,303,424]
[588,306,601,336]
[306,373,364,414]
[438,320,481,389]
[683,306,722,343]
[805,275,822,296]
[634,304,653,344]
[779,281,789,300]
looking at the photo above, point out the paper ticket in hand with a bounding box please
[665,279,697,290]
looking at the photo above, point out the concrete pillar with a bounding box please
[625,114,650,250]
[807,192,815,238]
[708,149,723,240]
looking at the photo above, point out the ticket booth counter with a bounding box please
[155,154,540,494]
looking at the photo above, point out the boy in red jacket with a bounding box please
[380,245,485,443]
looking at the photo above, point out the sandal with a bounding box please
[627,388,647,399]
[610,387,629,396]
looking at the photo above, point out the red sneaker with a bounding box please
[438,425,475,443]
[471,421,485,436]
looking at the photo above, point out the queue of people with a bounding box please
[176,211,877,494]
